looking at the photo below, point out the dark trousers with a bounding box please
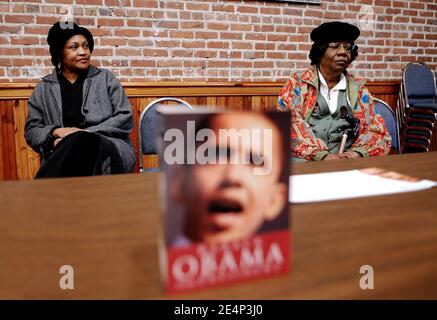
[36,131,125,179]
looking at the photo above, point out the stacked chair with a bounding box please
[397,62,437,153]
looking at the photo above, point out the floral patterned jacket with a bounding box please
[278,66,391,161]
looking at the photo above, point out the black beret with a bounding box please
[310,21,360,44]
[47,21,94,67]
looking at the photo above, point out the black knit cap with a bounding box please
[310,21,360,45]
[47,21,94,67]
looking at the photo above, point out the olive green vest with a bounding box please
[308,90,354,154]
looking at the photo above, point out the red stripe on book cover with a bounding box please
[165,230,291,293]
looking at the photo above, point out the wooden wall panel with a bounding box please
[0,81,409,181]
[0,101,5,181]
[0,100,18,180]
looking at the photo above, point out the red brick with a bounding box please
[386,8,401,15]
[231,61,252,68]
[267,34,287,42]
[287,53,307,60]
[161,1,184,10]
[128,39,154,47]
[238,6,258,14]
[186,3,209,11]
[142,49,168,57]
[207,41,229,49]
[277,44,297,51]
[169,31,194,39]
[207,61,229,68]
[156,40,179,47]
[195,32,219,40]
[0,48,21,55]
[183,41,206,49]
[22,47,48,56]
[289,35,308,42]
[260,7,281,15]
[255,43,275,50]
[24,26,49,35]
[0,26,22,33]
[266,52,286,59]
[412,33,425,40]
[92,48,113,56]
[74,17,95,26]
[410,2,425,9]
[254,61,274,69]
[10,36,39,45]
[126,19,153,28]
[156,21,179,29]
[182,21,204,29]
[228,52,241,59]
[97,18,124,27]
[130,60,157,67]
[157,60,182,68]
[100,59,128,67]
[166,11,178,19]
[89,28,112,37]
[183,61,206,68]
[392,15,409,24]
[5,14,34,23]
[283,8,302,16]
[261,25,275,33]
[212,5,235,13]
[131,0,158,8]
[243,52,264,59]
[114,29,141,37]
[233,42,253,50]
[426,34,437,40]
[11,4,25,12]
[194,50,218,58]
[220,32,242,40]
[171,50,193,58]
[99,38,127,46]
[324,11,342,19]
[246,33,266,41]
[11,58,33,66]
[0,58,12,67]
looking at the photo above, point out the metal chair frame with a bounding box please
[398,62,437,153]
[373,97,401,154]
[138,97,193,172]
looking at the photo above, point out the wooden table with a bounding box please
[1,152,437,299]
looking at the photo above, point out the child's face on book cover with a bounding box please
[174,113,287,244]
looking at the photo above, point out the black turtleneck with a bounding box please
[58,72,86,128]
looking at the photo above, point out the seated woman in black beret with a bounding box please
[278,21,391,161]
[25,21,135,178]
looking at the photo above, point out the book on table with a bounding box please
[155,108,291,293]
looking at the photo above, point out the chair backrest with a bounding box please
[138,97,193,172]
[373,97,400,153]
[403,62,437,107]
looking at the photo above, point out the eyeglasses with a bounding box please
[327,42,353,52]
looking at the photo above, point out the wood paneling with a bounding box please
[0,81,402,181]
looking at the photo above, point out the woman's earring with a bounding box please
[57,62,62,71]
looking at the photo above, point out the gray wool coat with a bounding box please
[25,65,136,172]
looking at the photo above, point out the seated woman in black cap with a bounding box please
[278,21,391,161]
[25,21,135,177]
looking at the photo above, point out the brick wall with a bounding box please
[0,0,436,83]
